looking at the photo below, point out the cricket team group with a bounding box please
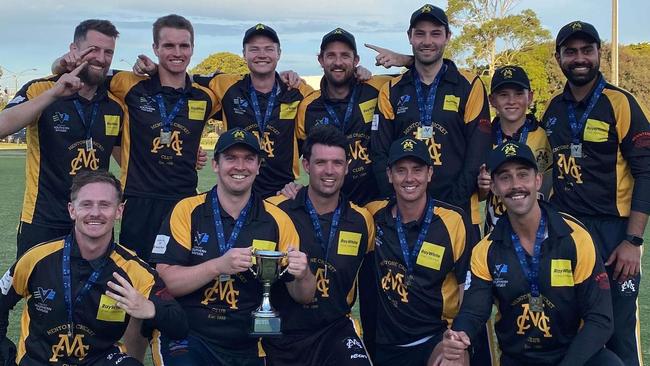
[0,3,648,366]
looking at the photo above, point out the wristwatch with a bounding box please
[624,234,644,246]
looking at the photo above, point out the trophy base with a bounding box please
[250,316,282,337]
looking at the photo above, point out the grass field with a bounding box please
[0,150,648,364]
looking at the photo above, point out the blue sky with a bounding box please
[1,0,648,93]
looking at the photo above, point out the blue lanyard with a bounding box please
[395,197,435,275]
[510,213,547,298]
[249,81,278,133]
[211,188,253,256]
[72,100,99,140]
[155,94,186,133]
[323,86,359,131]
[495,119,531,144]
[413,64,447,127]
[62,234,113,336]
[566,75,606,144]
[305,195,343,266]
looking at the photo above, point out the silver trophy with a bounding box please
[250,250,287,336]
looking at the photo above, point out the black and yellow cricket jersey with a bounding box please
[109,71,219,200]
[453,201,613,365]
[265,189,374,333]
[4,77,124,229]
[371,60,491,224]
[149,189,300,352]
[296,76,392,205]
[485,116,552,231]
[364,197,471,345]
[542,75,650,217]
[0,236,187,366]
[194,73,313,198]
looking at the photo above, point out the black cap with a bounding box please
[388,137,432,166]
[491,65,531,92]
[555,21,601,50]
[320,28,357,52]
[243,23,280,46]
[214,128,261,157]
[410,4,448,29]
[487,141,538,175]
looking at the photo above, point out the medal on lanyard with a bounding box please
[413,65,447,140]
[156,94,186,145]
[395,198,435,288]
[510,213,547,313]
[323,86,359,132]
[73,100,99,152]
[211,188,253,282]
[566,76,606,159]
[249,81,279,135]
[305,195,343,278]
[62,234,114,337]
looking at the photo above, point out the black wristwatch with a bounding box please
[624,234,644,246]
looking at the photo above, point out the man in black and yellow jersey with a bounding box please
[477,66,552,233]
[362,137,471,366]
[0,20,124,257]
[0,170,188,366]
[193,24,313,199]
[288,28,392,205]
[440,141,622,366]
[371,4,491,228]
[541,21,650,365]
[149,128,315,366]
[263,125,374,365]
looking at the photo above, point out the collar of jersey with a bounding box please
[202,189,265,225]
[489,200,572,246]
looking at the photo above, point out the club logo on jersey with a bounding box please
[344,337,363,350]
[233,97,249,115]
[545,117,557,136]
[556,153,582,184]
[192,232,209,256]
[34,287,56,314]
[396,95,410,115]
[0,270,12,295]
[251,130,275,157]
[151,130,183,156]
[49,334,89,362]
[201,278,239,309]
[516,303,552,338]
[493,264,509,288]
[70,148,99,175]
[349,140,371,165]
[620,279,637,295]
[381,269,409,303]
[535,149,551,172]
[138,96,156,113]
[315,267,330,298]
[53,112,71,133]
[411,131,442,165]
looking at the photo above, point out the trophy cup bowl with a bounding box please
[250,250,287,336]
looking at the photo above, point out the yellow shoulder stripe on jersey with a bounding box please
[14,240,64,296]
[364,75,393,91]
[109,71,147,101]
[169,193,208,251]
[464,76,487,124]
[364,199,389,216]
[377,81,395,120]
[471,237,493,281]
[295,89,322,141]
[350,203,376,253]
[263,201,300,252]
[111,247,156,298]
[603,88,631,143]
[265,195,289,206]
[563,217,597,284]
[435,206,466,262]
[192,82,221,118]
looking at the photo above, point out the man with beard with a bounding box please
[371,4,491,229]
[0,19,124,257]
[541,21,650,366]
[287,28,391,205]
[264,125,374,365]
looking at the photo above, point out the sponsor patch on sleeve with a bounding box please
[0,269,13,295]
[371,114,379,130]
[152,235,170,254]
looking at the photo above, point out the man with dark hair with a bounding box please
[363,137,472,366]
[150,128,315,366]
[0,170,188,366]
[0,19,124,257]
[264,125,374,365]
[439,141,621,366]
[541,21,650,365]
[152,14,194,46]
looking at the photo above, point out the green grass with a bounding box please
[0,150,648,364]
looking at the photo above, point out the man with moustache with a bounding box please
[541,21,650,365]
[371,4,491,229]
[150,128,315,366]
[0,19,125,257]
[364,137,472,366]
[264,125,374,365]
[438,142,621,366]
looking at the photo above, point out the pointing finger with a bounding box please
[70,61,88,76]
[78,46,96,58]
[364,43,384,53]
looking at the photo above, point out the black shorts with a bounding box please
[119,196,179,262]
[153,333,263,366]
[373,332,443,366]
[16,221,70,258]
[263,317,371,366]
